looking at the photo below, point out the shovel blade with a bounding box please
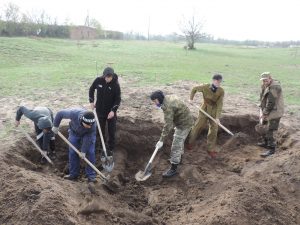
[135,170,152,181]
[101,156,114,173]
[102,160,114,173]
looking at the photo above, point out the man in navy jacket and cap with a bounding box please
[52,108,97,182]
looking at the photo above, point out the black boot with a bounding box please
[162,164,178,178]
[40,151,48,164]
[257,139,268,148]
[64,174,78,181]
[48,151,57,160]
[260,147,275,158]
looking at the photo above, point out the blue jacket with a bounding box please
[53,108,96,153]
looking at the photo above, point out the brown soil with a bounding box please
[1,79,300,225]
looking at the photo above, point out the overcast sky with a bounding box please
[1,0,300,41]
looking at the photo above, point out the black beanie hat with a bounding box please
[103,67,114,77]
[150,90,165,104]
[212,74,223,81]
[81,111,95,125]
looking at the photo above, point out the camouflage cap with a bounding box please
[260,72,271,80]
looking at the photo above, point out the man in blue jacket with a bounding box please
[52,108,97,182]
[15,106,55,164]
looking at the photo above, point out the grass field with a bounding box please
[0,37,299,105]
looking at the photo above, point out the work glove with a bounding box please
[156,141,163,149]
[80,152,86,159]
[52,126,59,134]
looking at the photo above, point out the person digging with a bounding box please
[151,90,194,178]
[89,67,121,165]
[187,74,225,159]
[256,72,284,157]
[15,106,56,164]
[52,108,97,182]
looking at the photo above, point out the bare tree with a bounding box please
[179,14,205,50]
[4,2,20,22]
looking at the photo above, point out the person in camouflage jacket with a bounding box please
[151,90,194,178]
[256,72,284,157]
[187,74,224,159]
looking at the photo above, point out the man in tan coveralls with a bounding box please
[187,74,224,158]
[256,72,284,157]
[151,90,194,177]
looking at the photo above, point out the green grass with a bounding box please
[0,37,299,105]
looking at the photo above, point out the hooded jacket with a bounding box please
[16,106,53,129]
[53,108,96,153]
[89,74,121,117]
[16,106,54,150]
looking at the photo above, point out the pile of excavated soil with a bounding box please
[1,113,300,225]
[1,80,300,225]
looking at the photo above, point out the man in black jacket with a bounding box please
[89,67,121,157]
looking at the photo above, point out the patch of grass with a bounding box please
[0,37,299,105]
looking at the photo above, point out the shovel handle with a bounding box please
[57,131,108,181]
[198,107,234,136]
[259,108,263,125]
[143,146,160,173]
[149,146,160,164]
[93,109,108,158]
[20,128,53,165]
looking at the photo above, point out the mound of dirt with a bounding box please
[1,81,300,225]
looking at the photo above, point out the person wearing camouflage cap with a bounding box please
[256,72,284,157]
[150,90,194,178]
[187,74,224,159]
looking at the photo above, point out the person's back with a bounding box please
[16,106,53,129]
[162,95,194,130]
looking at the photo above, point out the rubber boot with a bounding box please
[207,151,217,159]
[260,146,275,158]
[162,164,178,178]
[257,138,268,148]
[40,151,48,164]
[64,174,78,181]
[185,143,194,150]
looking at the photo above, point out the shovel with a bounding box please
[94,109,114,172]
[57,131,109,182]
[198,107,234,136]
[19,127,54,165]
[135,146,160,181]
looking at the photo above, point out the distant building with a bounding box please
[70,26,97,40]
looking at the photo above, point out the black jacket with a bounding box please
[89,74,121,117]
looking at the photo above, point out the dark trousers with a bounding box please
[97,113,117,153]
[68,134,96,179]
[34,123,55,152]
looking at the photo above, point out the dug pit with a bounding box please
[1,114,300,225]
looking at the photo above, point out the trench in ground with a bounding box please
[4,114,294,224]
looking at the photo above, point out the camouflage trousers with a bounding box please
[255,118,281,147]
[170,127,191,164]
[188,113,218,152]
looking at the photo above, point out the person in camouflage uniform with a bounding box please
[150,90,194,178]
[256,72,284,157]
[187,74,224,158]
